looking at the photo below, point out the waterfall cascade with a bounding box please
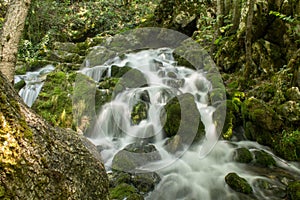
[79,48,300,200]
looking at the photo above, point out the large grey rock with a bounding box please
[0,73,109,199]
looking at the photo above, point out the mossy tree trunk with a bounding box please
[0,0,31,83]
[0,72,109,199]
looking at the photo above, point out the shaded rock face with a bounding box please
[0,73,109,199]
[242,97,282,146]
[153,0,199,36]
[110,142,161,199]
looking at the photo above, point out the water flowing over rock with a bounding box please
[72,45,300,199]
[15,65,55,107]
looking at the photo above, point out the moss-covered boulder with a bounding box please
[242,97,282,131]
[0,72,109,199]
[253,150,276,167]
[109,171,160,197]
[32,71,76,128]
[275,130,300,161]
[287,181,300,200]
[225,172,253,194]
[233,148,253,163]
[161,93,205,144]
[242,97,282,146]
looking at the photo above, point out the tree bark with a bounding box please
[0,0,31,83]
[243,0,255,78]
[0,73,109,199]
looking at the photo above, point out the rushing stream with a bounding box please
[17,47,300,199]
[79,48,300,199]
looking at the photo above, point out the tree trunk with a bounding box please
[217,0,225,31]
[0,73,109,199]
[211,0,225,53]
[243,0,255,78]
[229,0,242,34]
[0,0,31,83]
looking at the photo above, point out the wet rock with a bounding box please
[225,172,253,194]
[112,143,161,172]
[82,46,116,68]
[287,181,300,200]
[253,150,276,167]
[14,79,26,92]
[111,64,132,78]
[140,90,150,103]
[110,170,160,197]
[131,172,161,193]
[164,134,183,153]
[96,77,120,111]
[116,68,148,90]
[234,148,253,163]
[252,179,286,199]
[161,93,205,144]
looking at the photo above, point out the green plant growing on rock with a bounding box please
[275,130,300,161]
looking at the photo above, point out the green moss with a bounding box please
[131,101,148,125]
[234,148,253,163]
[109,183,137,199]
[15,66,27,75]
[14,80,26,92]
[253,150,276,167]
[287,181,300,200]
[225,172,253,194]
[32,71,76,128]
[275,130,300,161]
[241,97,282,146]
[0,185,5,197]
[111,65,132,78]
